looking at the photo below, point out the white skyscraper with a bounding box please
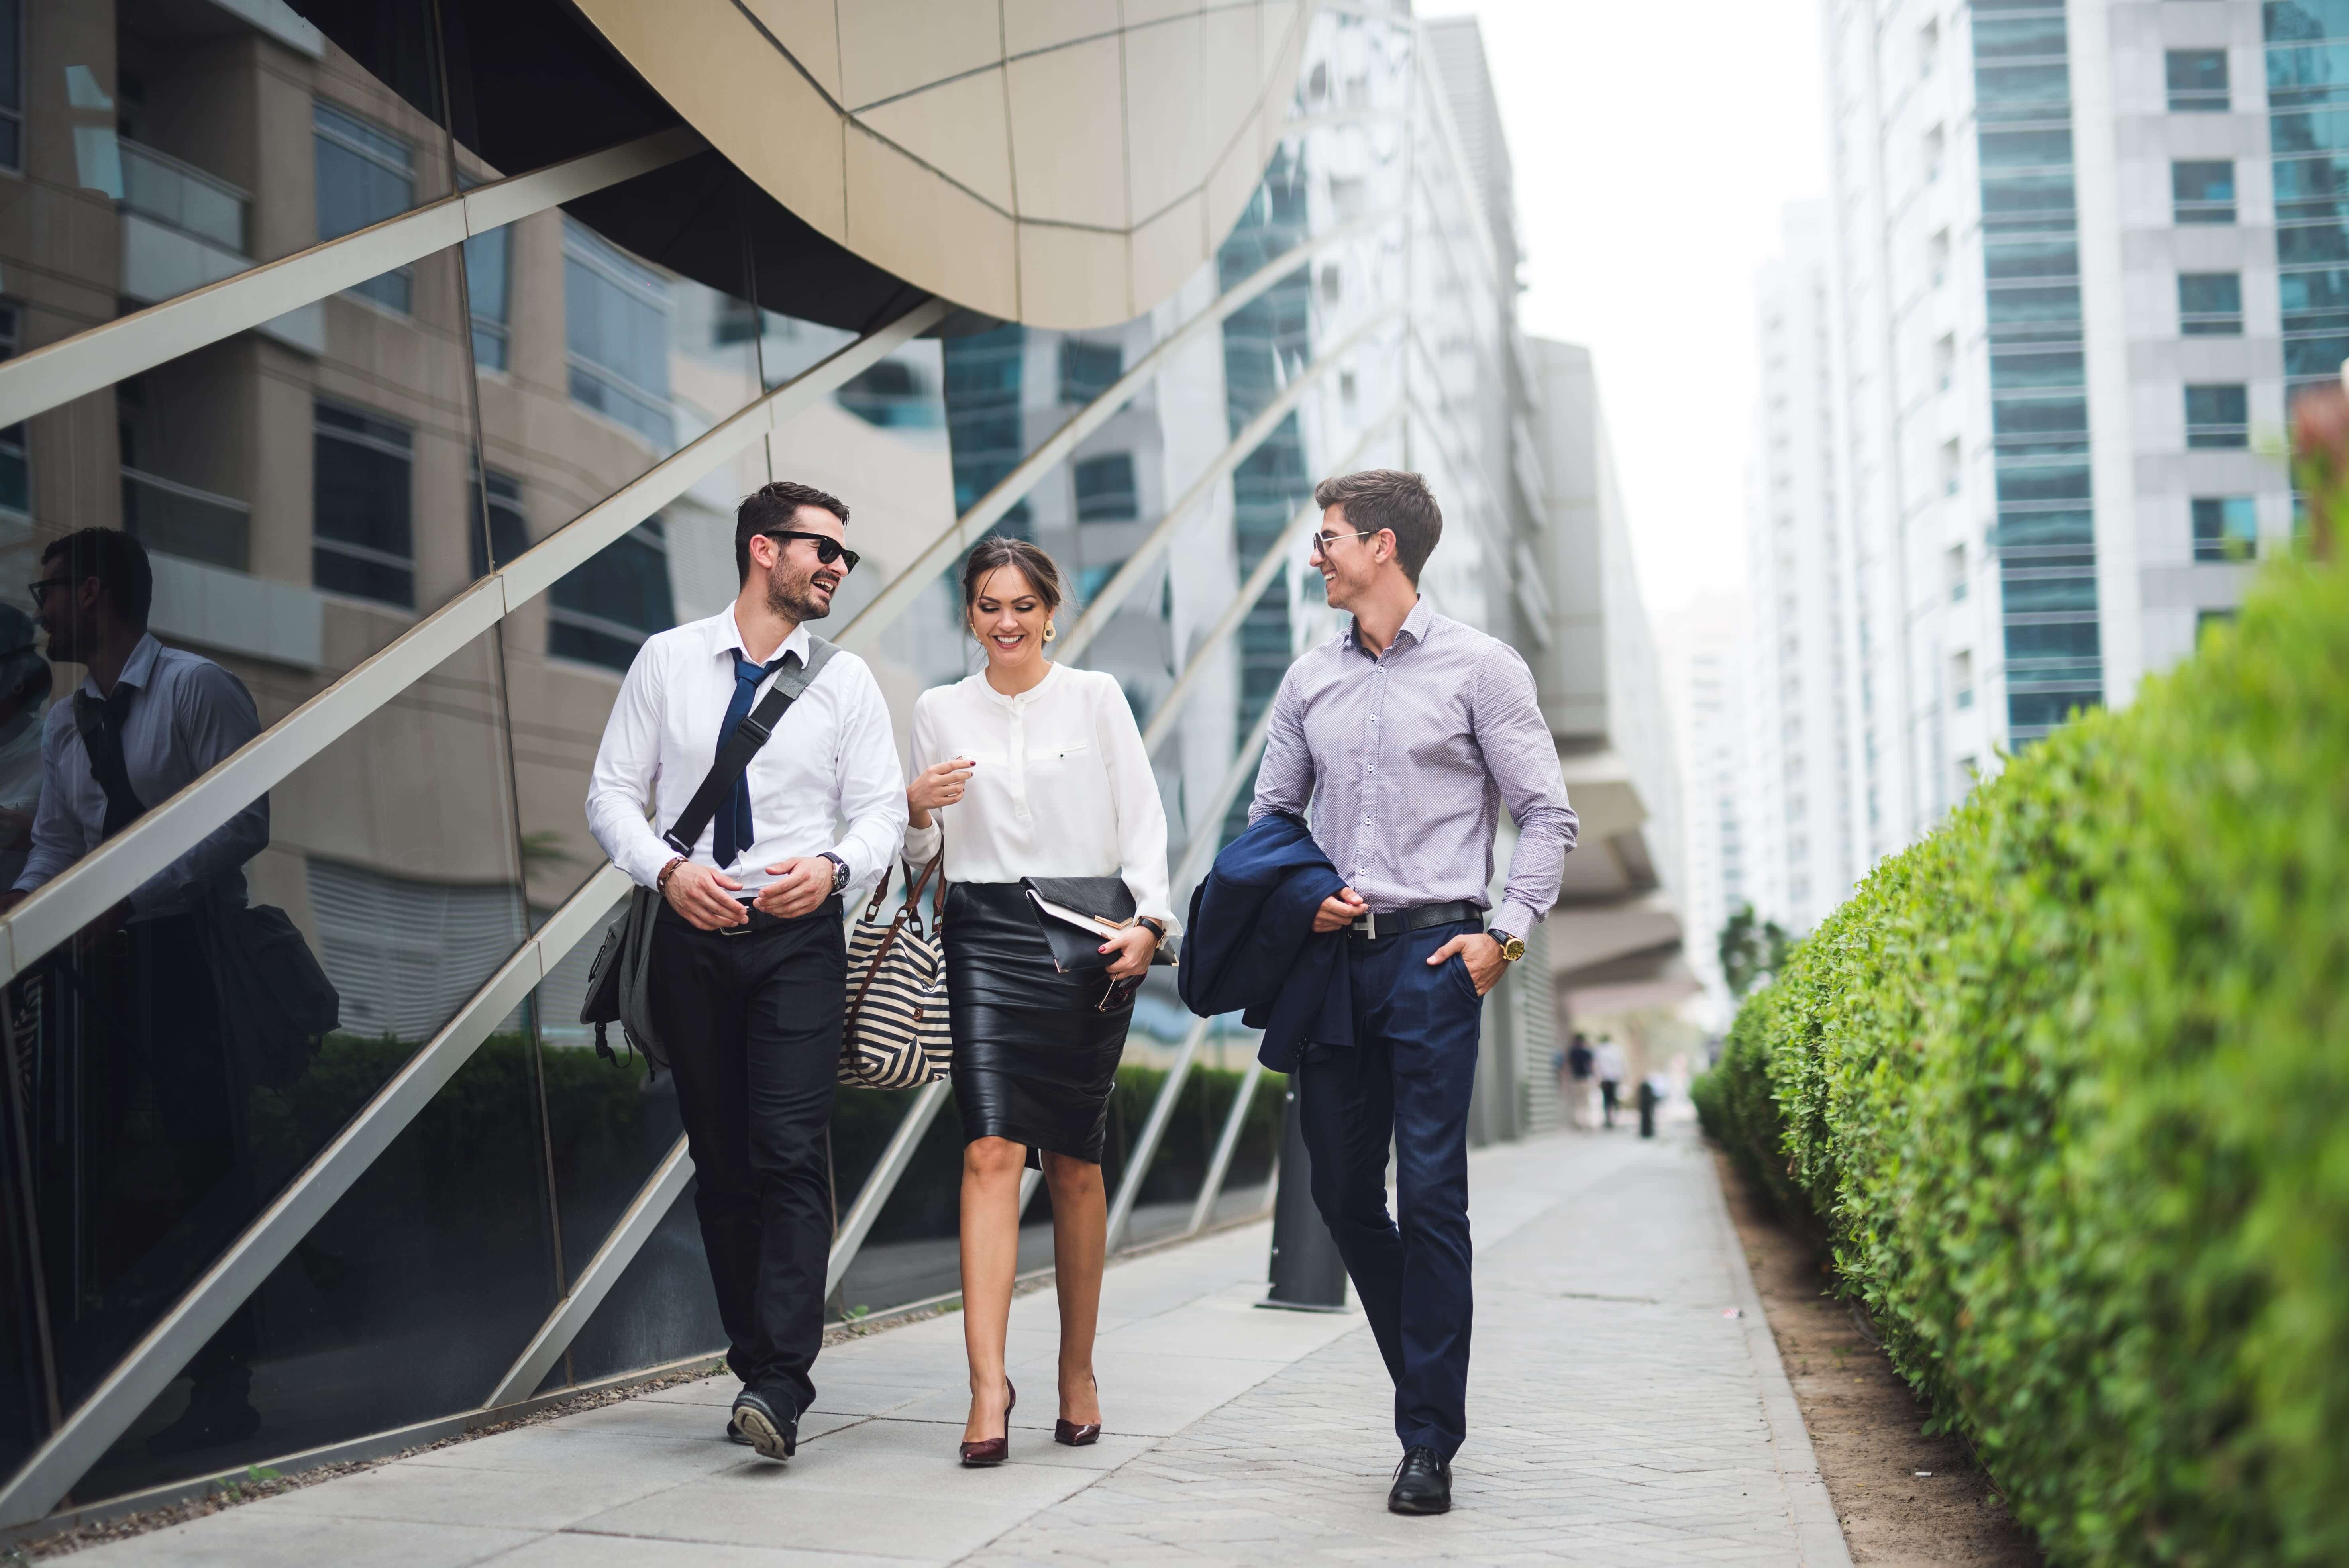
[1741,202,1864,934]
[1813,0,2298,862]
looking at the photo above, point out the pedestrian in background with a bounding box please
[901,537,1175,1467]
[585,481,907,1464]
[1595,1036,1627,1130]
[1244,468,1577,1516]
[1565,1032,1594,1130]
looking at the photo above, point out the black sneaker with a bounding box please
[723,1415,752,1446]
[729,1389,796,1461]
[1387,1445,1452,1515]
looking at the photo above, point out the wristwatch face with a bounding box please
[1496,932,1527,962]
[825,854,849,891]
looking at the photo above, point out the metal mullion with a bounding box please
[1104,1016,1207,1256]
[0,124,705,432]
[0,862,632,1527]
[0,298,946,988]
[483,1128,693,1409]
[825,1079,953,1297]
[832,213,1401,657]
[1137,403,1401,752]
[1185,1056,1264,1238]
[1057,306,1401,665]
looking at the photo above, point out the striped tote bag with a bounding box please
[840,853,952,1089]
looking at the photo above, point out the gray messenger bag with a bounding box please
[579,636,837,1073]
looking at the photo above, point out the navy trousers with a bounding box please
[1295,918,1484,1459]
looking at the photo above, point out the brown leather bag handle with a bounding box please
[846,848,945,1028]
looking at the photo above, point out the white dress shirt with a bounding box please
[902,662,1178,939]
[586,609,908,894]
[14,634,269,917]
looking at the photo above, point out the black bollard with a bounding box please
[1261,1081,1348,1311]
[1637,1079,1658,1139]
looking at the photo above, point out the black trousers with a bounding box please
[648,899,844,1415]
[1295,919,1484,1460]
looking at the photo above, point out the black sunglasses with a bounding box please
[1308,528,1379,557]
[24,578,69,603]
[764,530,859,575]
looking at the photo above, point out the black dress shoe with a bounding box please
[730,1389,797,1461]
[1387,1445,1452,1515]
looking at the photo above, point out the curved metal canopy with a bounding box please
[568,0,1313,327]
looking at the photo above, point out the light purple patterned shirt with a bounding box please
[1248,598,1577,938]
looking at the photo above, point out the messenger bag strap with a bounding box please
[661,635,840,857]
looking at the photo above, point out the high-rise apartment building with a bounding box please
[1745,202,1861,932]
[1793,0,2297,888]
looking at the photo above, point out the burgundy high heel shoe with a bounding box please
[1055,1375,1100,1447]
[959,1380,1015,1467]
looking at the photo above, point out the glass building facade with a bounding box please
[2267,0,2349,395]
[0,0,1563,1527]
[1970,0,2103,744]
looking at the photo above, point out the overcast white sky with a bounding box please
[1418,0,1829,621]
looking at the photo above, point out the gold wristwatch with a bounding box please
[1490,928,1527,963]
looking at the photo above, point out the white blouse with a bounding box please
[902,662,1179,940]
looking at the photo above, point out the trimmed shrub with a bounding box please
[1712,556,2349,1565]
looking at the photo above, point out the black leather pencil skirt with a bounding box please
[944,881,1134,1166]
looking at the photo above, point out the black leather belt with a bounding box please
[1347,900,1482,940]
[661,895,842,936]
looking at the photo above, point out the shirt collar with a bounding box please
[713,608,810,670]
[81,633,163,701]
[1343,597,1433,658]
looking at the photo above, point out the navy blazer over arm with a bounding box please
[1177,812,1353,1071]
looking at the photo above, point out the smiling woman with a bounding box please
[896,532,1178,1462]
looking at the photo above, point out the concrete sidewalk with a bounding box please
[74,1126,1849,1566]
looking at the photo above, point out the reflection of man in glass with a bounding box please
[2,528,271,1454]
[0,606,51,890]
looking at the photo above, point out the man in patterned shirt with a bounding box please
[1248,468,1577,1516]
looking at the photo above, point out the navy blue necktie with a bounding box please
[713,651,790,869]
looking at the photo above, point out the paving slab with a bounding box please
[66,1125,1848,1566]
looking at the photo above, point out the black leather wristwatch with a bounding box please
[820,852,850,894]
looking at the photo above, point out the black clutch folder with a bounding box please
[1020,876,1162,974]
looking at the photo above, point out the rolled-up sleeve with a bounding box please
[1474,648,1577,936]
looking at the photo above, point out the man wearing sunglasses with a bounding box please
[1246,469,1577,1516]
[586,480,906,1462]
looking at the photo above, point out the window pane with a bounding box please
[549,520,674,673]
[2179,271,2245,335]
[1058,339,1123,404]
[314,401,416,607]
[2184,383,2250,446]
[944,326,1034,533]
[1073,452,1140,522]
[2192,496,2259,560]
[2167,48,2230,111]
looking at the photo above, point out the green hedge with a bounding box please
[1699,556,2349,1565]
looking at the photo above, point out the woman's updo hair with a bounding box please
[960,536,1066,621]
